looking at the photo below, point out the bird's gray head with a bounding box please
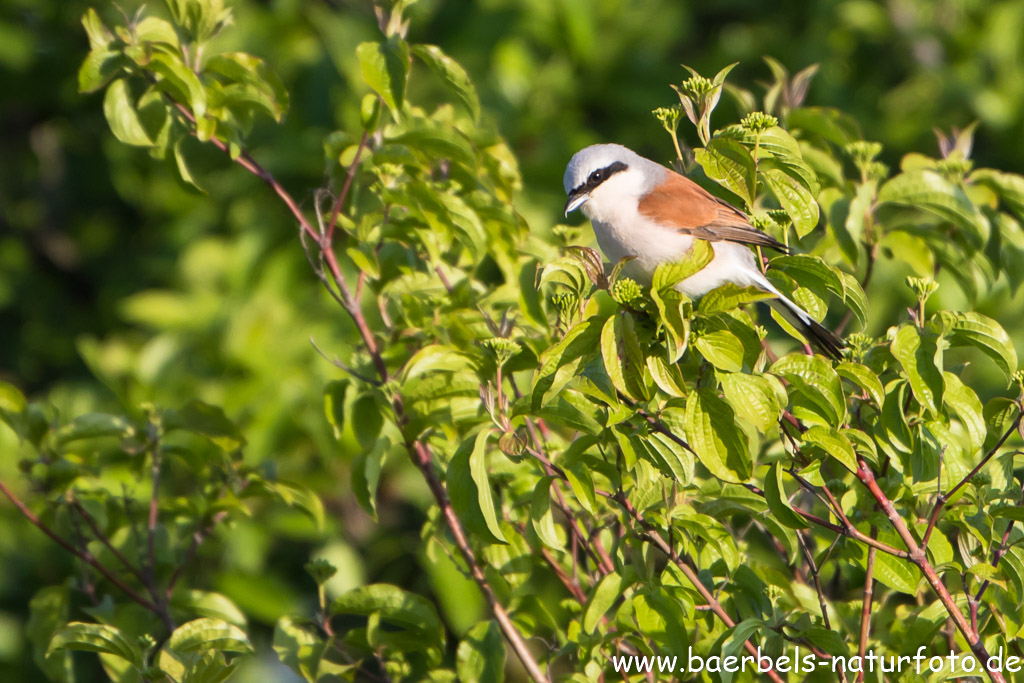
[562,144,658,217]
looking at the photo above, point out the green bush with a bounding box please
[4,0,1024,681]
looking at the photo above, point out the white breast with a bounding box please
[588,207,765,299]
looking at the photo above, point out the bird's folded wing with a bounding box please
[637,170,788,252]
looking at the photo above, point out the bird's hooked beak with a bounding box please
[564,191,589,217]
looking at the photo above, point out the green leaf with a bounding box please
[937,311,1018,378]
[150,53,207,123]
[694,138,756,207]
[530,477,561,550]
[352,438,388,521]
[600,313,649,401]
[836,361,884,407]
[356,38,409,120]
[683,388,752,482]
[699,283,774,315]
[864,538,921,594]
[264,481,326,530]
[972,168,1024,221]
[165,0,233,43]
[79,49,126,94]
[174,137,204,191]
[387,122,475,168]
[649,287,690,363]
[323,380,348,438]
[646,355,688,398]
[0,381,26,417]
[941,372,985,455]
[880,380,914,455]
[770,254,844,304]
[803,627,847,657]
[630,588,691,658]
[170,590,247,628]
[164,400,245,451]
[721,618,763,661]
[837,270,867,328]
[332,584,443,644]
[561,440,599,514]
[878,169,988,248]
[352,393,385,450]
[695,317,745,372]
[56,412,131,444]
[448,431,507,544]
[167,618,252,656]
[583,571,626,633]
[770,353,845,426]
[456,621,504,683]
[273,616,325,683]
[412,44,480,121]
[764,463,809,528]
[645,430,696,483]
[182,650,240,683]
[720,372,781,433]
[759,157,820,237]
[134,16,180,47]
[880,230,935,277]
[652,240,714,292]
[890,325,944,416]
[992,505,1024,522]
[402,344,475,381]
[81,8,114,51]
[27,586,72,682]
[205,52,289,122]
[802,425,858,473]
[103,79,154,147]
[787,107,860,146]
[983,397,1021,453]
[48,622,142,665]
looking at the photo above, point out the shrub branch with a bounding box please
[166,97,551,683]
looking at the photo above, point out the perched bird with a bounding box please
[563,143,844,358]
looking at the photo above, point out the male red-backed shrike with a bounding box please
[563,143,844,358]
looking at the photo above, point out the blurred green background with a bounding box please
[2,0,1024,679]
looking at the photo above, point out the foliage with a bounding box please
[4,0,1024,682]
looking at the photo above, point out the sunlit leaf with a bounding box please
[448,430,507,544]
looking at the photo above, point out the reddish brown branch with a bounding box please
[855,460,1005,683]
[170,95,549,683]
[614,493,785,683]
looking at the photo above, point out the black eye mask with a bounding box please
[570,161,628,197]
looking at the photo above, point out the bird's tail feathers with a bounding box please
[756,276,846,359]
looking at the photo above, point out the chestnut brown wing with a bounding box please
[637,170,788,252]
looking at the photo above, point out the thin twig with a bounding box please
[855,526,877,683]
[923,413,1021,547]
[0,478,162,615]
[613,492,785,683]
[326,130,371,243]
[166,510,229,599]
[70,498,147,585]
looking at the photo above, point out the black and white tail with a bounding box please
[757,276,846,359]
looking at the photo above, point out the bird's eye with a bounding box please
[589,170,603,184]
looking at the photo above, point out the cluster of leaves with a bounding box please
[0,382,323,682]
[5,0,1024,681]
